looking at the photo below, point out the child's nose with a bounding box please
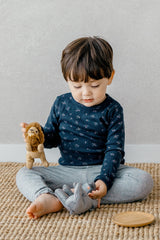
[83,86,91,96]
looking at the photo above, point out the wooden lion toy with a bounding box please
[24,122,49,169]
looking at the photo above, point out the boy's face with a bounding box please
[67,74,113,107]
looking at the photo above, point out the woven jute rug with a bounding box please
[0,162,159,240]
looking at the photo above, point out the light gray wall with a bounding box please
[0,0,160,144]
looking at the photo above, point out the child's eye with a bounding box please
[91,85,100,88]
[74,86,81,89]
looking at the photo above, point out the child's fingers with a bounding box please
[20,122,28,142]
[23,133,27,142]
[88,186,107,199]
[88,192,101,207]
[22,128,26,133]
[88,190,100,199]
[20,122,28,133]
[20,122,25,128]
[20,122,28,129]
[97,199,101,208]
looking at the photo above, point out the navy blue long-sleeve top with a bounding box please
[43,93,125,190]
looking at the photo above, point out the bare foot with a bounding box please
[26,193,63,219]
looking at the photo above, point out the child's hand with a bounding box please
[20,122,28,142]
[88,180,107,208]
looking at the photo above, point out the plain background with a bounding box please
[0,0,160,145]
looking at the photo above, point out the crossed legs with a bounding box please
[16,164,153,219]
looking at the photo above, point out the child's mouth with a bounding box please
[83,99,94,103]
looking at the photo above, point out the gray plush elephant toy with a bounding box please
[55,182,98,215]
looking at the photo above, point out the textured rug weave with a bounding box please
[0,162,159,240]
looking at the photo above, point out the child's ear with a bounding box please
[108,70,115,85]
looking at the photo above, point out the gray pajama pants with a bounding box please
[16,164,153,204]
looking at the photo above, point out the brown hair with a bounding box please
[61,36,114,82]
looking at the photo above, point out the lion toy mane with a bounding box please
[24,122,49,169]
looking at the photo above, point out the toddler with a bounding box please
[16,36,153,219]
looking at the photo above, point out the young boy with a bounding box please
[17,36,153,219]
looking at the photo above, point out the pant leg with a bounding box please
[101,165,154,204]
[16,165,87,202]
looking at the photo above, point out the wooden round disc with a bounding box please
[112,211,155,227]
